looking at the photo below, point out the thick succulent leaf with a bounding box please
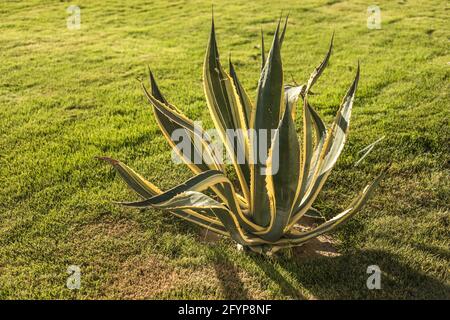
[120,170,226,207]
[203,18,251,202]
[301,35,333,192]
[97,157,227,233]
[143,190,269,246]
[143,78,224,174]
[320,62,360,174]
[97,157,161,198]
[252,20,284,133]
[288,64,360,229]
[279,165,388,247]
[229,58,253,129]
[302,34,334,181]
[289,35,334,213]
[142,80,249,208]
[301,100,328,200]
[153,190,219,208]
[291,95,314,215]
[258,103,300,241]
[122,170,266,233]
[250,20,284,227]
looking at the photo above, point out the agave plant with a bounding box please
[99,16,387,255]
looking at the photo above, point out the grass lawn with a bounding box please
[0,0,449,299]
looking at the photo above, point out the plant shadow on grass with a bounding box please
[246,247,450,299]
[210,247,307,299]
[212,252,250,299]
[168,218,450,299]
[199,224,449,299]
[199,216,450,299]
[248,253,307,299]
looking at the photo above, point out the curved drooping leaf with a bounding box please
[142,190,270,246]
[98,157,161,198]
[276,165,388,250]
[142,80,253,208]
[144,75,224,174]
[97,157,227,234]
[121,170,266,233]
[120,170,225,207]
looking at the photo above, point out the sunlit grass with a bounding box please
[0,0,448,299]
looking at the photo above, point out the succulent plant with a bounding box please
[99,16,387,255]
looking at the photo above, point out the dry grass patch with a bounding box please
[105,254,272,299]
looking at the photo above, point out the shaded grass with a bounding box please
[0,0,449,299]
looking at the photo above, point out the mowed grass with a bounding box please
[0,0,449,299]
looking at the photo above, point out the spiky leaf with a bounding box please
[250,21,284,227]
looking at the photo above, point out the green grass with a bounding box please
[0,0,449,299]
